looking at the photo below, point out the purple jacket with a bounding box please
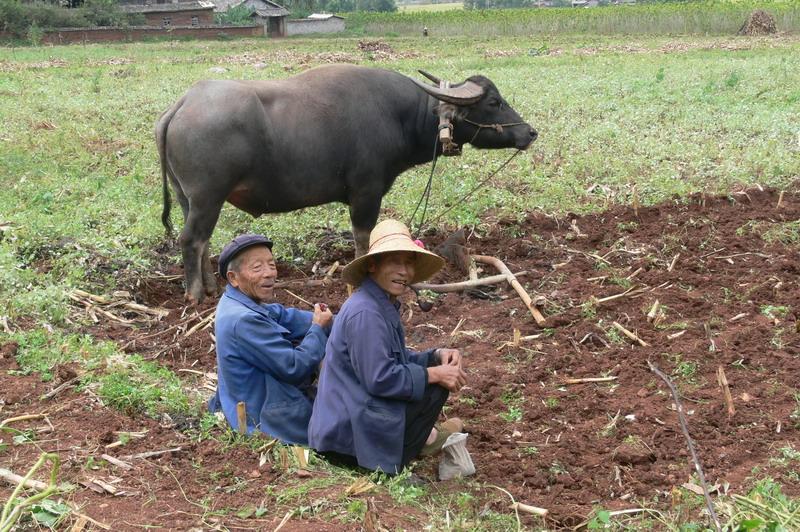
[308,278,435,473]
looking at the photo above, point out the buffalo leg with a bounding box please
[349,194,382,258]
[180,200,223,304]
[201,244,217,297]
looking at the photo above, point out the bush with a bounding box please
[82,0,127,27]
[214,4,255,25]
[0,0,84,37]
[0,0,134,38]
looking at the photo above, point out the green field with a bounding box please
[398,2,464,13]
[2,31,799,321]
[1,5,800,527]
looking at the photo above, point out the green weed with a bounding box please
[92,354,190,417]
[499,405,523,423]
[761,305,790,320]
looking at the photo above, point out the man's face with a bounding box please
[226,246,277,304]
[367,251,416,299]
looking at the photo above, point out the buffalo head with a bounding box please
[412,72,538,151]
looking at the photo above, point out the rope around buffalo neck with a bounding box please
[408,145,523,237]
[407,133,441,236]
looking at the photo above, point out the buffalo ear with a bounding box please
[412,78,484,106]
[433,103,458,120]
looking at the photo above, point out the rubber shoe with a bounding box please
[420,417,464,457]
[440,417,464,434]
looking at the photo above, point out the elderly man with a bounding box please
[309,220,467,474]
[209,234,333,445]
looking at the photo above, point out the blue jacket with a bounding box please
[308,278,436,473]
[209,285,328,445]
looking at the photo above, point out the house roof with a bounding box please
[307,13,344,20]
[121,1,215,14]
[211,0,288,15]
[252,6,290,17]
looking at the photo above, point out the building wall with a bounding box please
[144,9,215,27]
[286,18,344,36]
[37,25,263,45]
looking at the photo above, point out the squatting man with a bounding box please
[210,221,467,474]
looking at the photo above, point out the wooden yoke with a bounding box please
[437,81,462,156]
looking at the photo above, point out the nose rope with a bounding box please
[461,118,530,144]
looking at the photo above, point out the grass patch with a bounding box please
[90,354,190,417]
[346,2,800,37]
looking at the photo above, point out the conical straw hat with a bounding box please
[342,219,444,286]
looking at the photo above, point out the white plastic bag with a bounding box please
[438,432,475,480]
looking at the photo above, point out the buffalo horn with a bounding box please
[417,69,442,85]
[411,78,484,106]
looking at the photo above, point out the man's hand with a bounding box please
[312,303,333,329]
[427,364,467,392]
[436,348,462,368]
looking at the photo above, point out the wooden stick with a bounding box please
[237,402,247,434]
[273,510,294,532]
[122,447,182,460]
[324,261,340,279]
[612,321,648,346]
[776,190,784,208]
[562,376,617,384]
[648,361,722,532]
[626,267,643,281]
[717,366,735,418]
[40,376,81,401]
[510,501,548,517]
[668,253,680,272]
[274,279,331,289]
[283,289,313,309]
[68,509,111,531]
[646,300,661,322]
[473,255,546,326]
[184,311,215,337]
[121,302,170,318]
[729,313,747,322]
[496,333,543,351]
[71,289,110,305]
[70,516,88,532]
[667,330,686,340]
[413,272,528,293]
[594,287,635,304]
[0,467,49,491]
[100,454,132,470]
[0,413,48,428]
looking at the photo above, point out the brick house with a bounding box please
[120,1,216,27]
[212,0,289,36]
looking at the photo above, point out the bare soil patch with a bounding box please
[2,188,799,529]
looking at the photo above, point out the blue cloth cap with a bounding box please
[218,234,273,278]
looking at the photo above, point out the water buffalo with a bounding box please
[156,64,537,303]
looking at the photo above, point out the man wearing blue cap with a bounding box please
[209,234,333,445]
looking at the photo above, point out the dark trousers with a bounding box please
[322,384,449,473]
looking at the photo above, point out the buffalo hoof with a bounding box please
[184,292,203,306]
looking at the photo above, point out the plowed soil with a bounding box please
[2,188,799,530]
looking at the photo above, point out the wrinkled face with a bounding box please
[455,78,538,150]
[226,245,277,304]
[367,251,416,300]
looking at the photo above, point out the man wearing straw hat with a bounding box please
[209,233,333,445]
[309,220,467,475]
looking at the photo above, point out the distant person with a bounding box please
[423,26,429,37]
[309,220,466,475]
[209,234,333,445]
